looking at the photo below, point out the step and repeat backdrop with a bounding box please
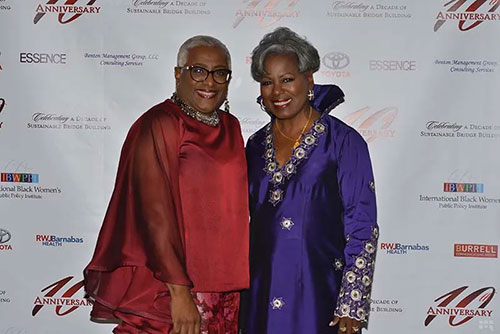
[1,1,499,333]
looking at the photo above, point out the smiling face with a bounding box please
[175,45,230,114]
[260,53,313,121]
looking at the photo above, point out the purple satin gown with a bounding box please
[240,85,378,334]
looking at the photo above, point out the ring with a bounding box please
[352,326,360,332]
[339,327,347,332]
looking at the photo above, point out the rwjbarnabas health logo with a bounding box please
[424,286,495,327]
[34,0,101,24]
[435,0,500,32]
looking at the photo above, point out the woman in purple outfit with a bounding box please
[239,27,379,334]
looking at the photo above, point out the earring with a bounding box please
[308,89,314,101]
[223,99,230,113]
[259,98,267,112]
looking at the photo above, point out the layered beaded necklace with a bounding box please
[171,93,220,127]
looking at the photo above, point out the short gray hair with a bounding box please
[177,35,232,70]
[251,27,320,82]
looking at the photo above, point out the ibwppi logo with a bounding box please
[34,0,101,25]
[435,0,500,32]
[32,276,91,316]
[424,286,495,327]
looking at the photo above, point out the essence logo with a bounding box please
[424,286,495,327]
[32,276,91,316]
[1,173,39,183]
[443,182,484,193]
[435,0,500,32]
[34,0,101,25]
[233,0,300,28]
[20,53,67,64]
[454,244,498,258]
[342,106,398,142]
[369,60,416,71]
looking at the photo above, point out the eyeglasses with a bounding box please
[178,65,232,84]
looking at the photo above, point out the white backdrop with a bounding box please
[1,1,499,333]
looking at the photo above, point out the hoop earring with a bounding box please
[223,99,230,113]
[308,89,314,101]
[259,99,268,112]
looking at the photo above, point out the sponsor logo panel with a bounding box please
[435,0,500,32]
[419,171,500,211]
[34,0,101,25]
[0,228,13,251]
[434,58,498,74]
[32,276,91,317]
[454,244,498,258]
[84,51,160,68]
[380,242,430,255]
[421,121,500,139]
[424,286,495,327]
[338,106,398,142]
[26,113,111,131]
[0,160,63,200]
[233,0,300,28]
[127,0,212,15]
[35,234,84,247]
[327,1,412,19]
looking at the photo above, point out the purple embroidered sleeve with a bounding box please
[333,130,378,323]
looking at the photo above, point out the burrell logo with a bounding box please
[34,0,101,25]
[32,276,91,316]
[36,234,84,247]
[454,244,498,258]
[424,286,495,327]
[435,0,500,32]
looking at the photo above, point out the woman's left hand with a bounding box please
[330,316,361,334]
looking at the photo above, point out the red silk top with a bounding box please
[84,100,249,324]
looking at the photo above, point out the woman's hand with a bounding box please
[330,316,361,334]
[167,284,201,334]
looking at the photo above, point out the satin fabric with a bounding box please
[84,100,249,333]
[240,87,377,334]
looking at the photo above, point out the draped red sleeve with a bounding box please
[83,100,249,328]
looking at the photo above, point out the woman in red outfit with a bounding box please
[84,35,249,334]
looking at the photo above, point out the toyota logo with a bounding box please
[322,52,350,70]
[0,229,11,243]
[0,98,5,114]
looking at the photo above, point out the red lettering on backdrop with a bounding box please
[32,276,85,316]
[435,0,500,31]
[34,0,97,24]
[424,286,495,326]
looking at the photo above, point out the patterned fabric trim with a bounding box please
[334,226,378,323]
[261,115,328,206]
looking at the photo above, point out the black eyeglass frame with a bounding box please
[178,65,232,84]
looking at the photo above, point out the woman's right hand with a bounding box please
[167,284,201,334]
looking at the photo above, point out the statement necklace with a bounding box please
[171,93,219,127]
[275,107,313,149]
